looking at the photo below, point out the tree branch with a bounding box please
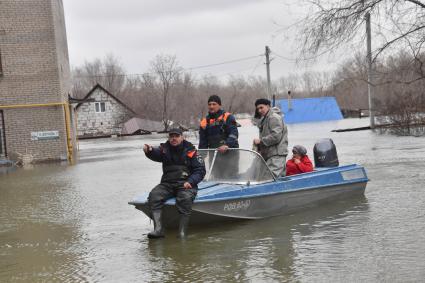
[372,25,425,62]
[405,0,425,9]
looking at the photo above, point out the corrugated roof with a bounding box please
[278,97,343,124]
[122,117,164,134]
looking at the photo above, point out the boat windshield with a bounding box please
[198,149,275,184]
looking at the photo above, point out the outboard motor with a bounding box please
[313,138,339,167]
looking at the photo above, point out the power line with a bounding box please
[190,60,268,82]
[73,72,150,79]
[73,54,264,79]
[250,56,265,76]
[271,50,297,62]
[185,54,263,70]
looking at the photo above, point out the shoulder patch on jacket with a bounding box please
[196,154,204,165]
[222,112,231,121]
[187,150,196,158]
[200,118,207,129]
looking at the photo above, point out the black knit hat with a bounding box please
[255,98,271,107]
[208,95,222,105]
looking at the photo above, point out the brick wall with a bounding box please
[51,0,71,102]
[4,107,68,161]
[0,0,74,162]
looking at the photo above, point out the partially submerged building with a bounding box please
[75,84,136,137]
[278,97,343,124]
[0,0,76,163]
[121,117,164,135]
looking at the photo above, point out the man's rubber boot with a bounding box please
[177,215,190,239]
[148,210,164,239]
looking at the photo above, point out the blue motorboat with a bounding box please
[129,143,369,228]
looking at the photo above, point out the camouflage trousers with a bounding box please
[265,155,287,178]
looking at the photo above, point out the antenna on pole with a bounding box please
[288,90,292,110]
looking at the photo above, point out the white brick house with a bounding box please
[75,84,136,137]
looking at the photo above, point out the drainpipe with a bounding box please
[73,108,80,151]
[0,110,7,157]
[62,104,74,163]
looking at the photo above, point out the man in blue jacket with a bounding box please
[199,95,239,180]
[199,95,239,151]
[144,128,206,239]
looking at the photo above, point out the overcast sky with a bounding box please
[63,0,339,80]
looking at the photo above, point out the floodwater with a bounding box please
[1,119,425,282]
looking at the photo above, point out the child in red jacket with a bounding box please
[286,145,313,176]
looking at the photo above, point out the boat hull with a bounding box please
[133,181,366,229]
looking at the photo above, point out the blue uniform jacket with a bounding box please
[145,140,206,187]
[199,109,239,149]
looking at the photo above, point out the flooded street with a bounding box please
[1,118,425,282]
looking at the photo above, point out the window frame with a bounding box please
[94,102,106,113]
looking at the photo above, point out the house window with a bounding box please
[95,102,106,113]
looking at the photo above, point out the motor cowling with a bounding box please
[313,138,339,167]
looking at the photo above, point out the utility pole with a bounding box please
[265,46,274,106]
[365,12,375,128]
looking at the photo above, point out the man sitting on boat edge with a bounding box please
[143,128,206,239]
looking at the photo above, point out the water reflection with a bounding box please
[0,165,91,282]
[2,119,425,282]
[0,165,17,175]
[143,196,369,282]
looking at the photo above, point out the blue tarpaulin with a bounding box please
[278,97,343,124]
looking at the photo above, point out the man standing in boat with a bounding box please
[143,128,206,239]
[253,98,288,177]
[199,95,239,152]
[199,95,239,179]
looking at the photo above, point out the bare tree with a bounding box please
[169,72,200,128]
[226,75,246,113]
[71,54,126,98]
[331,54,369,110]
[197,75,221,118]
[102,54,126,94]
[376,91,425,135]
[278,74,300,98]
[137,73,163,122]
[150,54,183,130]
[297,0,425,82]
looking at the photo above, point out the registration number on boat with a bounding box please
[341,169,365,180]
[223,200,251,212]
